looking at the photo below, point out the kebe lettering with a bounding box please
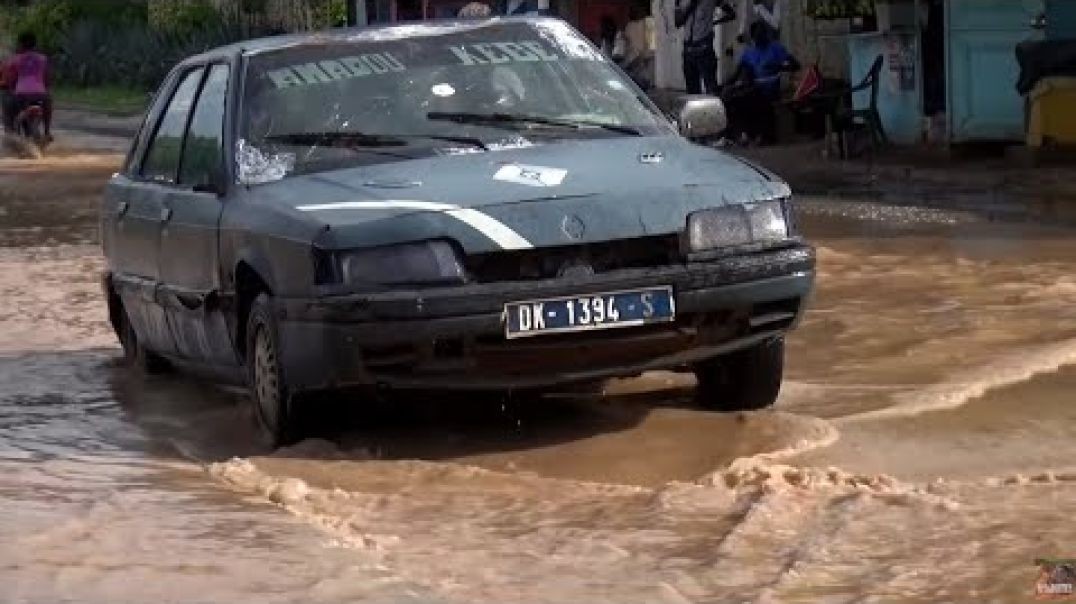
[449,41,561,66]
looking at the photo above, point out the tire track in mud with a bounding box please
[203,423,989,603]
[203,428,1064,603]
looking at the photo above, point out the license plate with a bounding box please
[505,286,675,339]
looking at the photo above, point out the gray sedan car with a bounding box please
[102,17,815,445]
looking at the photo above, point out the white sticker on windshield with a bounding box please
[494,164,567,187]
[432,83,456,97]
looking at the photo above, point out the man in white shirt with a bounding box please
[675,0,737,94]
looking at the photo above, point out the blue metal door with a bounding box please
[947,0,1046,141]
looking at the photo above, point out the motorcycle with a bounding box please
[11,99,50,158]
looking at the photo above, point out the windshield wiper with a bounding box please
[426,112,642,136]
[266,131,488,151]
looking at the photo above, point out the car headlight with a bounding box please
[338,240,466,287]
[687,200,789,252]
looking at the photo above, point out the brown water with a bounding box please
[1,139,1074,603]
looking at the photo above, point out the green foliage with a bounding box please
[242,0,269,15]
[52,84,150,115]
[54,18,243,89]
[7,0,73,53]
[6,0,346,91]
[318,0,349,28]
[4,0,147,53]
[149,0,221,36]
[69,0,148,24]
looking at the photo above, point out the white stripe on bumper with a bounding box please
[296,200,534,250]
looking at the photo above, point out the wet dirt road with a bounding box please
[2,136,1074,603]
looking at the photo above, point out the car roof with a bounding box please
[182,15,559,64]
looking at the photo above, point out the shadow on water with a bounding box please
[4,345,803,489]
[99,351,705,468]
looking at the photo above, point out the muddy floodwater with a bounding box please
[2,136,1074,603]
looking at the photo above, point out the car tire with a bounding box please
[694,337,784,412]
[116,305,170,374]
[245,293,302,448]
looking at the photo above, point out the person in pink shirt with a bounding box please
[2,31,52,138]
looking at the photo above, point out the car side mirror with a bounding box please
[678,96,728,140]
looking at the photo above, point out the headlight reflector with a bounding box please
[687,200,788,252]
[746,200,789,242]
[339,240,465,287]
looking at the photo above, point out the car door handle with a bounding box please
[116,201,129,217]
[160,206,173,222]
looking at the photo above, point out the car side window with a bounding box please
[179,64,230,187]
[141,68,204,183]
[122,90,160,176]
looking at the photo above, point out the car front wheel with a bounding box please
[694,337,785,411]
[246,294,301,447]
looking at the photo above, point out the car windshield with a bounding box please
[238,19,672,182]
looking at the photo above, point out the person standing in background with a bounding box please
[621,3,656,89]
[598,16,626,59]
[738,0,782,40]
[675,0,737,95]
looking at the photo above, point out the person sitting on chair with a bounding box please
[719,20,799,144]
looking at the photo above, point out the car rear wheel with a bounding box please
[246,294,302,447]
[694,337,784,411]
[116,305,170,374]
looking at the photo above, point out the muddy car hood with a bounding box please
[253,136,791,254]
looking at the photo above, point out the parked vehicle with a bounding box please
[101,17,815,446]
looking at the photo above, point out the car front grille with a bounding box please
[465,235,684,283]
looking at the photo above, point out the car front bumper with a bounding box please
[276,244,815,391]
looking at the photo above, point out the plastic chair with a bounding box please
[834,54,888,158]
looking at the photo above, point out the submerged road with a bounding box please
[2,134,1074,603]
